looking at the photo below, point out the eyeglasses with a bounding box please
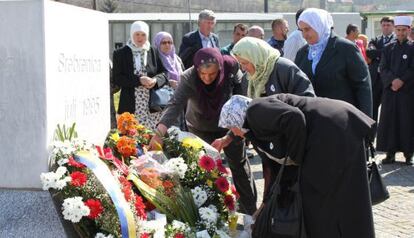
[161,41,173,45]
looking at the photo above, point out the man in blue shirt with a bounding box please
[267,18,289,56]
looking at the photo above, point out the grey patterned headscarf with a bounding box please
[219,95,252,129]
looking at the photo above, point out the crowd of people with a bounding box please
[112,7,414,237]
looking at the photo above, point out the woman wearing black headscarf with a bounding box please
[149,48,257,215]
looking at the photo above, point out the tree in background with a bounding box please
[99,0,118,13]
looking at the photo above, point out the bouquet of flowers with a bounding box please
[43,112,240,238]
[104,113,239,238]
[42,123,150,238]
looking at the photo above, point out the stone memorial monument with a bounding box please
[0,0,110,189]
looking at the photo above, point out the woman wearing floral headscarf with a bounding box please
[295,8,373,118]
[113,21,168,130]
[149,48,258,216]
[220,94,375,238]
[212,37,315,203]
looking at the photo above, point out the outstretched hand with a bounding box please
[148,134,163,151]
[211,136,232,152]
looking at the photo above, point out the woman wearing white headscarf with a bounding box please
[295,8,373,118]
[113,21,168,130]
[220,94,376,238]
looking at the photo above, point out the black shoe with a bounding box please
[404,153,413,166]
[382,153,395,164]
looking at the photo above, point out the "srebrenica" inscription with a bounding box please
[58,53,102,73]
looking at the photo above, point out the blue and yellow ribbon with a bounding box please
[75,151,136,238]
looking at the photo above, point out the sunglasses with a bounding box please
[161,41,173,45]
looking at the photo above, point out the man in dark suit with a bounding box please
[366,16,395,122]
[178,9,220,69]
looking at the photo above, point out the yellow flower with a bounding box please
[182,137,203,150]
[136,124,146,132]
[206,180,213,187]
[111,132,120,142]
[210,170,219,179]
[228,213,238,231]
[152,141,163,151]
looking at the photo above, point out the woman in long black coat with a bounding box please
[294,8,373,118]
[113,21,168,130]
[219,94,376,238]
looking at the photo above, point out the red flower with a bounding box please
[215,159,228,174]
[140,233,150,238]
[174,233,185,238]
[231,184,240,199]
[68,156,85,168]
[127,128,137,136]
[215,177,230,193]
[199,155,215,172]
[224,195,235,211]
[119,176,133,202]
[134,195,147,220]
[162,180,175,196]
[84,199,104,219]
[145,201,156,211]
[70,171,87,187]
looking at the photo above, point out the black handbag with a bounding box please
[366,143,390,205]
[149,85,174,113]
[252,158,307,238]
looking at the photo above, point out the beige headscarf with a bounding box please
[232,37,280,98]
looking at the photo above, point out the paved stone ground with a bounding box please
[1,152,413,237]
[247,151,414,238]
[0,190,65,238]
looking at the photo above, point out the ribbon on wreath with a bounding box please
[95,145,129,175]
[75,151,136,238]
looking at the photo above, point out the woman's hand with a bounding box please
[211,135,233,152]
[169,80,178,89]
[148,124,168,151]
[140,76,157,89]
[148,133,163,151]
[252,202,265,220]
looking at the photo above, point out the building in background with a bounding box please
[362,11,414,39]
[107,12,362,56]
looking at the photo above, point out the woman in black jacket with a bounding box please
[113,21,167,130]
[219,94,376,238]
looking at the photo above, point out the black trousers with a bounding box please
[369,66,383,123]
[188,126,257,215]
